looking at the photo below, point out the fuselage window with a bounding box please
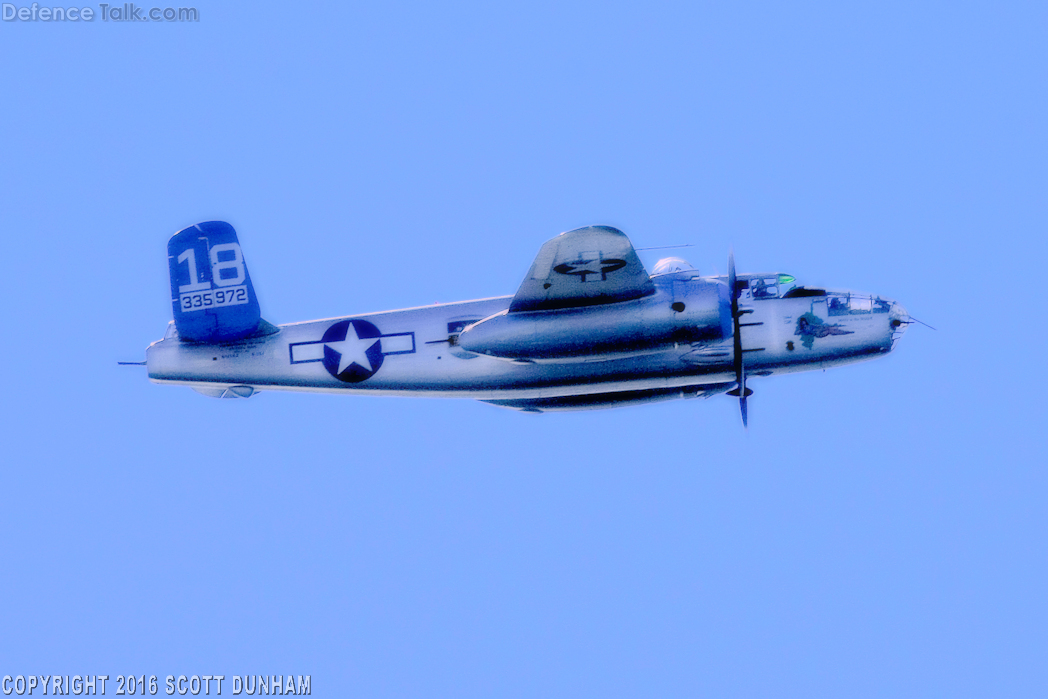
[851,296,873,313]
[828,294,874,315]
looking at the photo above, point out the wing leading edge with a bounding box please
[508,226,656,313]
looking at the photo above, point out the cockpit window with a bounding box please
[750,277,778,299]
[738,274,800,300]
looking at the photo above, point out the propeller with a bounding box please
[725,248,752,427]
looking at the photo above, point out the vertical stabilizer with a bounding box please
[167,221,262,343]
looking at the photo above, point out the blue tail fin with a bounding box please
[167,221,262,343]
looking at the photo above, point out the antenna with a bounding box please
[636,244,695,252]
[905,316,937,331]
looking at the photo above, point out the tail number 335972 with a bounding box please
[176,243,249,312]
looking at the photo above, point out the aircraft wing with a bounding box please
[509,225,656,313]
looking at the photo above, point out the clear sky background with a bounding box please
[1,2,1046,696]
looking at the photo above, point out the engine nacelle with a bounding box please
[458,279,731,362]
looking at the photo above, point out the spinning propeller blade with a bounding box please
[726,248,751,427]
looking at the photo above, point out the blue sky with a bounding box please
[1,2,1046,696]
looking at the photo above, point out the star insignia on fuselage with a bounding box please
[321,319,384,382]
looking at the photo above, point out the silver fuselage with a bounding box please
[147,271,907,409]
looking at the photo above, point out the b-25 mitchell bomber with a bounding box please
[138,221,911,424]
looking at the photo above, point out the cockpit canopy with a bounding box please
[736,273,799,299]
[738,276,894,314]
